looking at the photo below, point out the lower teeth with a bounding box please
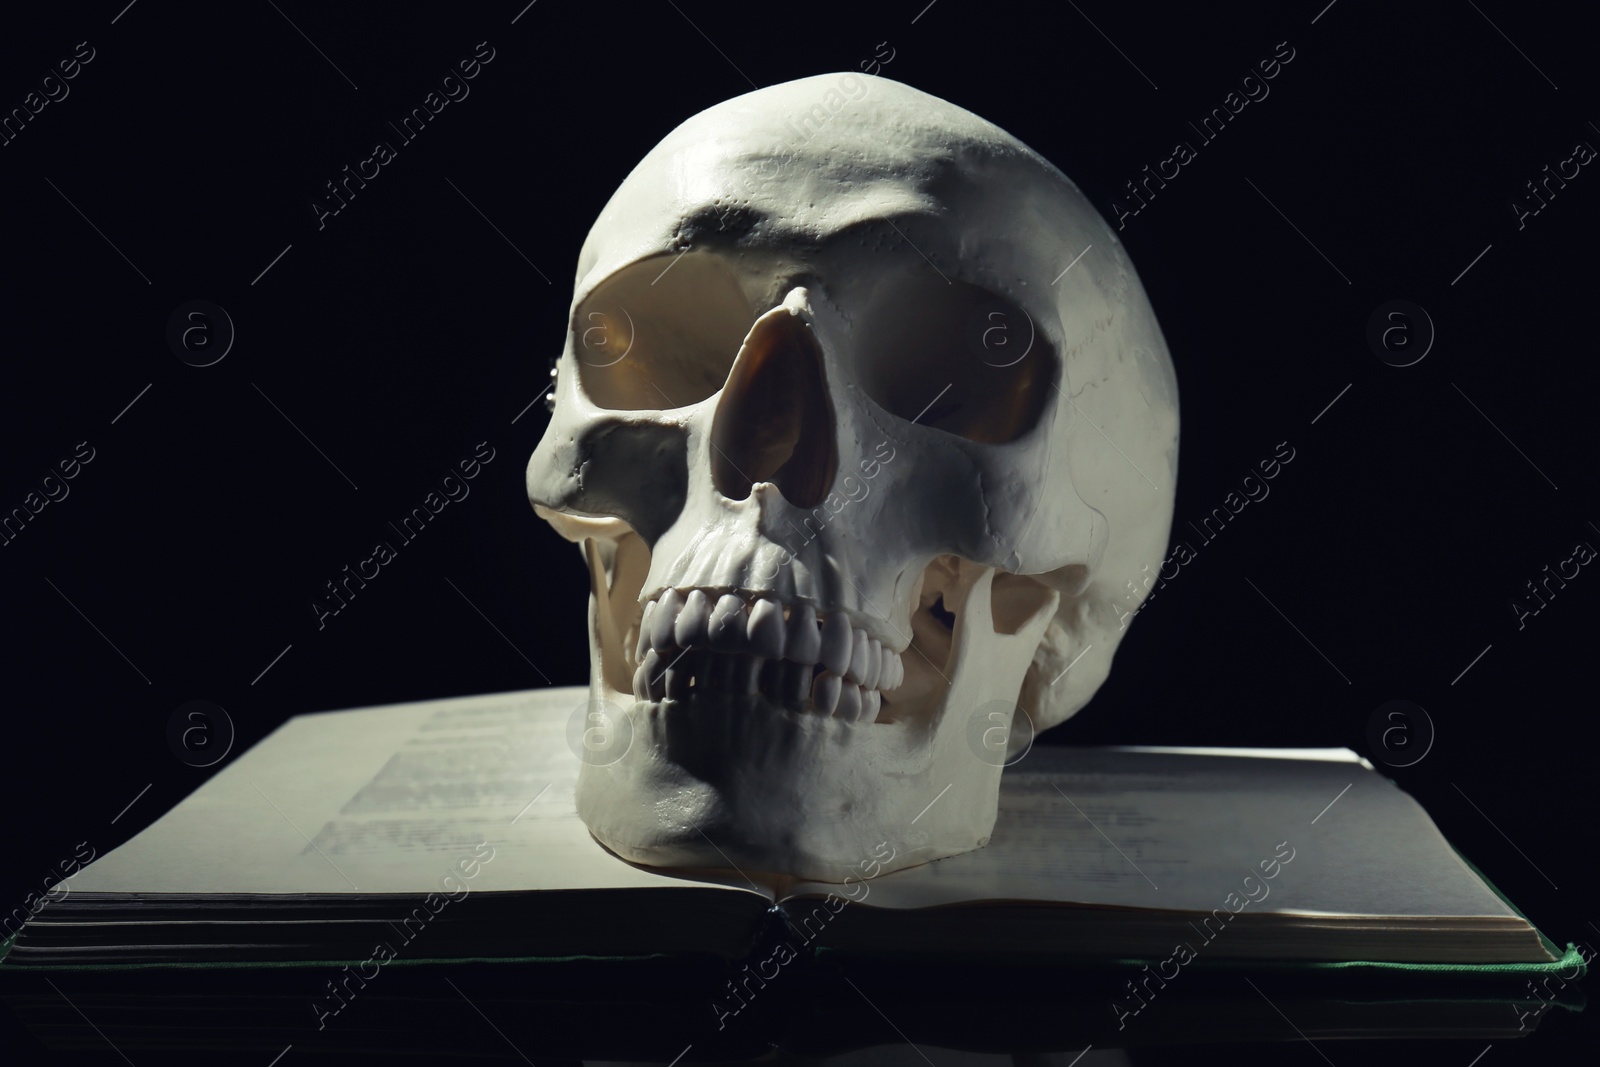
[632,651,877,721]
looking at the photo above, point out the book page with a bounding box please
[785,748,1520,921]
[66,687,766,899]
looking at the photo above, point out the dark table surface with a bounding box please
[0,951,1591,1063]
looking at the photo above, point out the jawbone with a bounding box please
[573,563,1058,883]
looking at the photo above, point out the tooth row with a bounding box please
[635,590,903,691]
[631,650,882,723]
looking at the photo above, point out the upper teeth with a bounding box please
[630,589,905,722]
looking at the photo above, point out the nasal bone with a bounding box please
[709,287,838,508]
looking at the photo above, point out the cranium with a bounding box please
[528,73,1177,882]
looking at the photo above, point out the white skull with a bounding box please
[527,73,1177,882]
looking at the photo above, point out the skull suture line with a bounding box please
[528,74,1178,882]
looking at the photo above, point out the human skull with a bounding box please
[528,73,1177,882]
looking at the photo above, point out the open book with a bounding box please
[3,688,1575,976]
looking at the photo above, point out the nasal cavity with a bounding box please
[710,301,838,508]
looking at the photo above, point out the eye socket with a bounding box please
[572,253,755,410]
[855,276,1055,444]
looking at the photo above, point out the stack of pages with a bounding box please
[3,688,1573,975]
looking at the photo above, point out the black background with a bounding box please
[2,0,1596,1062]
